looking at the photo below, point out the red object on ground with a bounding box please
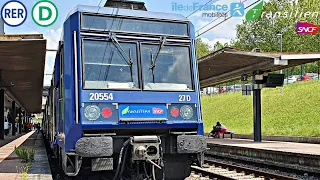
[302,74,312,81]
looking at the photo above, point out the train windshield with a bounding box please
[141,44,193,91]
[82,15,188,37]
[82,39,139,89]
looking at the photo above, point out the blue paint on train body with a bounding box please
[48,5,204,152]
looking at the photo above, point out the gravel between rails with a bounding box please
[205,154,319,180]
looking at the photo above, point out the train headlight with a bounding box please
[84,105,100,120]
[180,105,193,120]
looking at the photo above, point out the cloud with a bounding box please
[189,0,262,40]
[201,37,231,50]
[44,28,62,50]
[195,17,241,39]
[42,28,62,86]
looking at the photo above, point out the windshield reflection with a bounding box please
[141,44,193,91]
[82,40,139,89]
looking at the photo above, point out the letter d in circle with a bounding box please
[39,6,52,21]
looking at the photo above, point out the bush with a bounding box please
[15,146,35,163]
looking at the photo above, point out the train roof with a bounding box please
[66,5,189,22]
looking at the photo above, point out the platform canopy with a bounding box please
[199,47,320,88]
[0,34,46,113]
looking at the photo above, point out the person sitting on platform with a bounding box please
[210,122,222,138]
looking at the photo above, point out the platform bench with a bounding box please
[222,131,234,139]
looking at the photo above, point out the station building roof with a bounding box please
[0,34,46,113]
[199,47,320,88]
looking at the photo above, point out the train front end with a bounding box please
[61,3,206,179]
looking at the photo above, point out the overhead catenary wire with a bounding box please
[88,0,105,30]
[196,0,249,33]
[186,0,215,18]
[196,0,261,38]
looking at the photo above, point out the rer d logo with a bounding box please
[32,0,58,27]
[296,22,318,35]
[1,0,27,27]
[1,0,58,27]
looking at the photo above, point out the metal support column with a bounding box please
[318,61,320,80]
[18,107,22,134]
[253,75,262,142]
[11,101,16,136]
[0,18,4,34]
[22,111,25,132]
[0,89,4,140]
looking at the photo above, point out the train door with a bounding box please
[55,86,60,135]
[59,43,65,135]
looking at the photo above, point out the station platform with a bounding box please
[0,131,52,180]
[206,138,320,173]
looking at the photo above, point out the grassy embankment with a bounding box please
[201,80,320,137]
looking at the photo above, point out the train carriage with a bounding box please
[44,1,206,179]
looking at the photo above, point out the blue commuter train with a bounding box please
[42,1,206,179]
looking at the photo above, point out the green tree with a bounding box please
[213,41,224,51]
[230,0,320,75]
[196,38,212,59]
[231,0,320,52]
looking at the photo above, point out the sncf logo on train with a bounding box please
[152,108,164,114]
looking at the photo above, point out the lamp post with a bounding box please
[0,18,4,35]
[277,34,283,94]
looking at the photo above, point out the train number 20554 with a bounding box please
[89,93,114,100]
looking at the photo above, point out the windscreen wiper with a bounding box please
[150,36,166,83]
[110,33,134,82]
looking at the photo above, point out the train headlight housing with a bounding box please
[180,105,193,120]
[84,105,100,120]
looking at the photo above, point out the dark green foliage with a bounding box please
[230,0,320,52]
[15,146,35,163]
[196,38,212,59]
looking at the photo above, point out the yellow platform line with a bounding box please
[0,131,35,163]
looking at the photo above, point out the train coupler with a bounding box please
[130,136,161,164]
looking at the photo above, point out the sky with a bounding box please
[0,0,263,86]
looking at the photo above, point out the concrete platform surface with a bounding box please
[0,131,52,180]
[207,138,320,155]
[0,131,34,162]
[27,132,52,180]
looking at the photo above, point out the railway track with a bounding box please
[188,159,298,180]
